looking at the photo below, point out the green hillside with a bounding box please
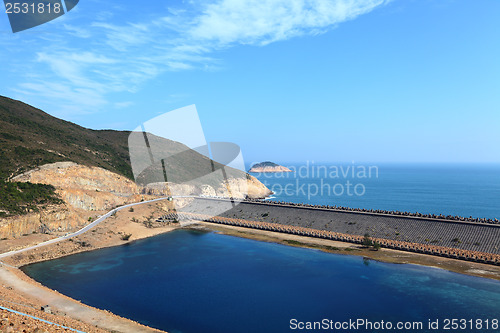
[0,96,132,180]
[0,96,252,216]
[0,96,137,216]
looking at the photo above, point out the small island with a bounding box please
[248,161,292,173]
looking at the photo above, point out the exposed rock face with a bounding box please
[12,162,140,212]
[142,182,194,197]
[249,161,292,173]
[0,205,88,239]
[12,162,138,201]
[141,175,272,199]
[200,185,217,197]
[1,162,142,239]
[219,176,273,199]
[1,161,271,239]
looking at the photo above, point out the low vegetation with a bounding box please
[362,233,381,251]
[0,179,62,217]
[121,233,132,241]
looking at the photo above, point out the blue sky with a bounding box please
[0,0,499,164]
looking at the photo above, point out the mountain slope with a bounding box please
[0,95,271,216]
[0,96,132,180]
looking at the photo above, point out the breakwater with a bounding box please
[160,211,500,266]
[180,198,500,254]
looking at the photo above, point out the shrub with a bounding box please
[362,233,373,247]
[0,180,62,216]
[121,233,132,241]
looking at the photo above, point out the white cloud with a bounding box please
[188,0,389,46]
[114,101,134,109]
[91,22,154,51]
[63,24,92,38]
[11,0,389,116]
[15,81,108,116]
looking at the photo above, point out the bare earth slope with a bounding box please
[0,162,143,240]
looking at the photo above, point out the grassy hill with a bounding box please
[0,96,256,216]
[0,96,138,216]
[0,96,132,180]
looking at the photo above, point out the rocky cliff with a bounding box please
[142,174,272,199]
[1,162,272,238]
[11,162,140,211]
[1,162,143,239]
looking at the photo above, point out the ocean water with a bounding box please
[251,163,500,220]
[23,230,500,333]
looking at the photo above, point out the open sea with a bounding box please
[251,163,500,220]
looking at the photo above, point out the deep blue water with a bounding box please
[251,163,500,220]
[23,230,500,333]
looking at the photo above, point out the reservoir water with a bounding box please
[23,229,500,333]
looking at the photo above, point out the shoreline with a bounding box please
[14,219,500,281]
[0,200,179,332]
[196,222,500,281]
[2,201,500,331]
[188,198,500,263]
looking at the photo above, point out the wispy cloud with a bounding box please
[114,101,134,109]
[189,0,388,46]
[8,0,389,117]
[63,24,92,38]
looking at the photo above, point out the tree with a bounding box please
[362,233,373,247]
[121,233,132,241]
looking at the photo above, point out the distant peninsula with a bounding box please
[248,161,292,173]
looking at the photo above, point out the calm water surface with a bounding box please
[23,230,500,333]
[252,164,500,219]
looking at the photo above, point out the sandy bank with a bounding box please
[0,200,179,333]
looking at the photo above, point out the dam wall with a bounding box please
[160,211,500,266]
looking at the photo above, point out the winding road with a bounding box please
[0,196,177,260]
[2,194,498,260]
